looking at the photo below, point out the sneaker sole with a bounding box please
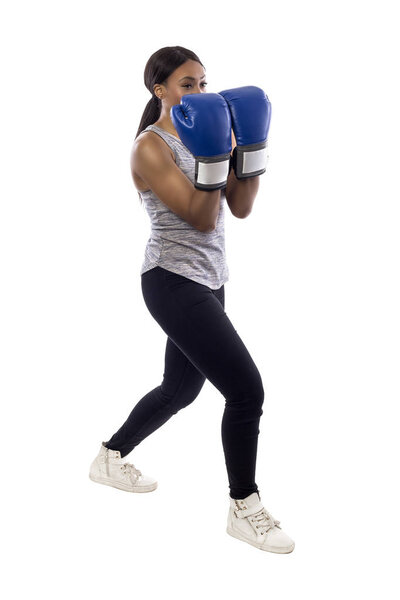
[226,526,295,554]
[89,472,157,493]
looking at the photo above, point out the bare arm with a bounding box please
[131,134,221,232]
[225,171,260,218]
[225,129,260,219]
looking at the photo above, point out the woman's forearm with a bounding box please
[189,187,222,232]
[225,170,260,218]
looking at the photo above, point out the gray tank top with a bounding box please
[139,124,229,290]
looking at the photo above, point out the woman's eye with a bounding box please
[183,82,208,88]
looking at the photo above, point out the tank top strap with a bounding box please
[142,123,194,169]
[142,124,184,158]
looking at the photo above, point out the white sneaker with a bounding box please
[89,442,157,493]
[227,491,295,553]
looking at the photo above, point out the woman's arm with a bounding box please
[225,130,260,219]
[132,134,221,232]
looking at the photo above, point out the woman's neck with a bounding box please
[153,118,179,139]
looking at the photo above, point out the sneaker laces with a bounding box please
[252,507,281,534]
[121,461,142,482]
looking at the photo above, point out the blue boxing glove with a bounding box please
[218,86,271,179]
[170,92,232,190]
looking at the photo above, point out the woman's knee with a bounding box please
[227,371,265,412]
[247,379,265,413]
[160,376,206,414]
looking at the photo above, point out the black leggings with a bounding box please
[105,266,264,499]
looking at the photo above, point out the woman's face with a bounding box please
[155,60,208,110]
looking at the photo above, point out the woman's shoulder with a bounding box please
[135,127,176,162]
[131,127,176,193]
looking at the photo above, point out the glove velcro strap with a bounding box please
[234,500,265,519]
[195,153,231,190]
[232,141,269,179]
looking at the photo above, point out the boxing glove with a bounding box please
[170,92,232,190]
[218,86,271,179]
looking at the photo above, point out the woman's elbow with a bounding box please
[199,222,216,233]
[235,208,252,219]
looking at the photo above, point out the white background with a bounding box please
[1,0,399,598]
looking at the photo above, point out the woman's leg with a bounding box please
[140,267,265,500]
[105,334,206,458]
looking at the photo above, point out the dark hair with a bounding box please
[134,46,205,204]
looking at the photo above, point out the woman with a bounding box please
[89,46,295,554]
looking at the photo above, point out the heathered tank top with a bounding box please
[139,124,229,290]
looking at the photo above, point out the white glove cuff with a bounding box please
[234,140,269,179]
[195,154,231,190]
